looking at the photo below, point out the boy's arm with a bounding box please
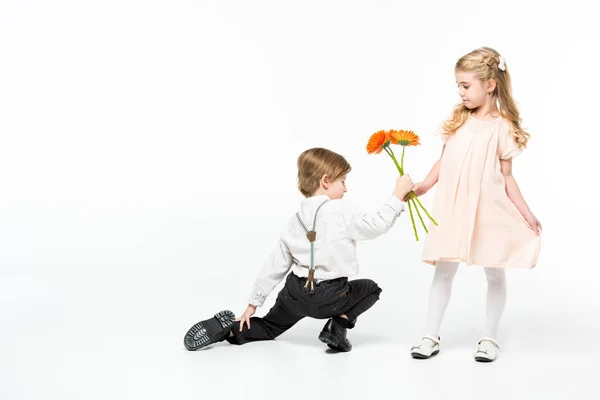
[248,239,293,307]
[345,175,413,241]
[344,196,405,241]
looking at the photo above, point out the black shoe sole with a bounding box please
[411,350,439,359]
[183,310,235,351]
[474,355,494,363]
[318,331,352,352]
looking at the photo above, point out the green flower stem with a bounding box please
[382,143,437,237]
[401,146,405,171]
[386,147,404,176]
[412,194,438,226]
[407,198,419,241]
[412,196,428,234]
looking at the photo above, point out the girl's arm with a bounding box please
[412,146,445,197]
[500,158,542,235]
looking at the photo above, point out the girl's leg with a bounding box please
[410,261,459,358]
[473,268,507,362]
[425,261,460,337]
[483,267,507,338]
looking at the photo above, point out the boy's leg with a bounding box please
[227,288,305,345]
[338,278,383,325]
[316,278,382,352]
[183,310,236,351]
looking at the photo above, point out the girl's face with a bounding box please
[455,71,489,109]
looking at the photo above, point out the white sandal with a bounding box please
[474,337,502,362]
[410,335,440,359]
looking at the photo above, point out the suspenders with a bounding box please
[295,199,329,294]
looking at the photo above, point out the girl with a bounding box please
[409,47,541,362]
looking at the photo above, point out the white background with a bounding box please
[1,0,598,399]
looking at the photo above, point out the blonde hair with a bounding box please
[443,47,530,148]
[297,148,351,197]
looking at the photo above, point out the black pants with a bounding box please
[226,273,382,345]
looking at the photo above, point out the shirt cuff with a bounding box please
[248,290,266,307]
[386,196,405,216]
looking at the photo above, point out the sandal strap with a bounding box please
[477,337,502,351]
[421,335,440,346]
[410,335,440,351]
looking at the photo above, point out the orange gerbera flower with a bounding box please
[390,130,420,147]
[365,127,436,241]
[366,130,392,154]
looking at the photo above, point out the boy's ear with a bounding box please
[320,174,330,189]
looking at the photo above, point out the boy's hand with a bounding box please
[237,304,257,331]
[393,175,414,201]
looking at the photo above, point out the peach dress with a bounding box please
[422,115,541,268]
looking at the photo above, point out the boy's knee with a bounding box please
[370,281,382,297]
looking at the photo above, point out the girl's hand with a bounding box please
[412,182,431,197]
[404,181,431,201]
[524,212,542,235]
[237,304,257,331]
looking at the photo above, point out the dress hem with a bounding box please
[422,257,536,269]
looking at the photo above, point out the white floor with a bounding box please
[1,221,597,400]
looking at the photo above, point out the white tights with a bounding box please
[425,261,506,338]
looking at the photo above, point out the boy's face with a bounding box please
[327,174,347,200]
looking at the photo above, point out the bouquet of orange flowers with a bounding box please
[367,129,437,241]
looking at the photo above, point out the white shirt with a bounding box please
[249,195,405,307]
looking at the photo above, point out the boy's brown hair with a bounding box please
[297,148,352,197]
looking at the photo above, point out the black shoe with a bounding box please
[318,318,352,352]
[183,310,235,351]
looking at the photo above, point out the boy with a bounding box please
[184,148,413,352]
